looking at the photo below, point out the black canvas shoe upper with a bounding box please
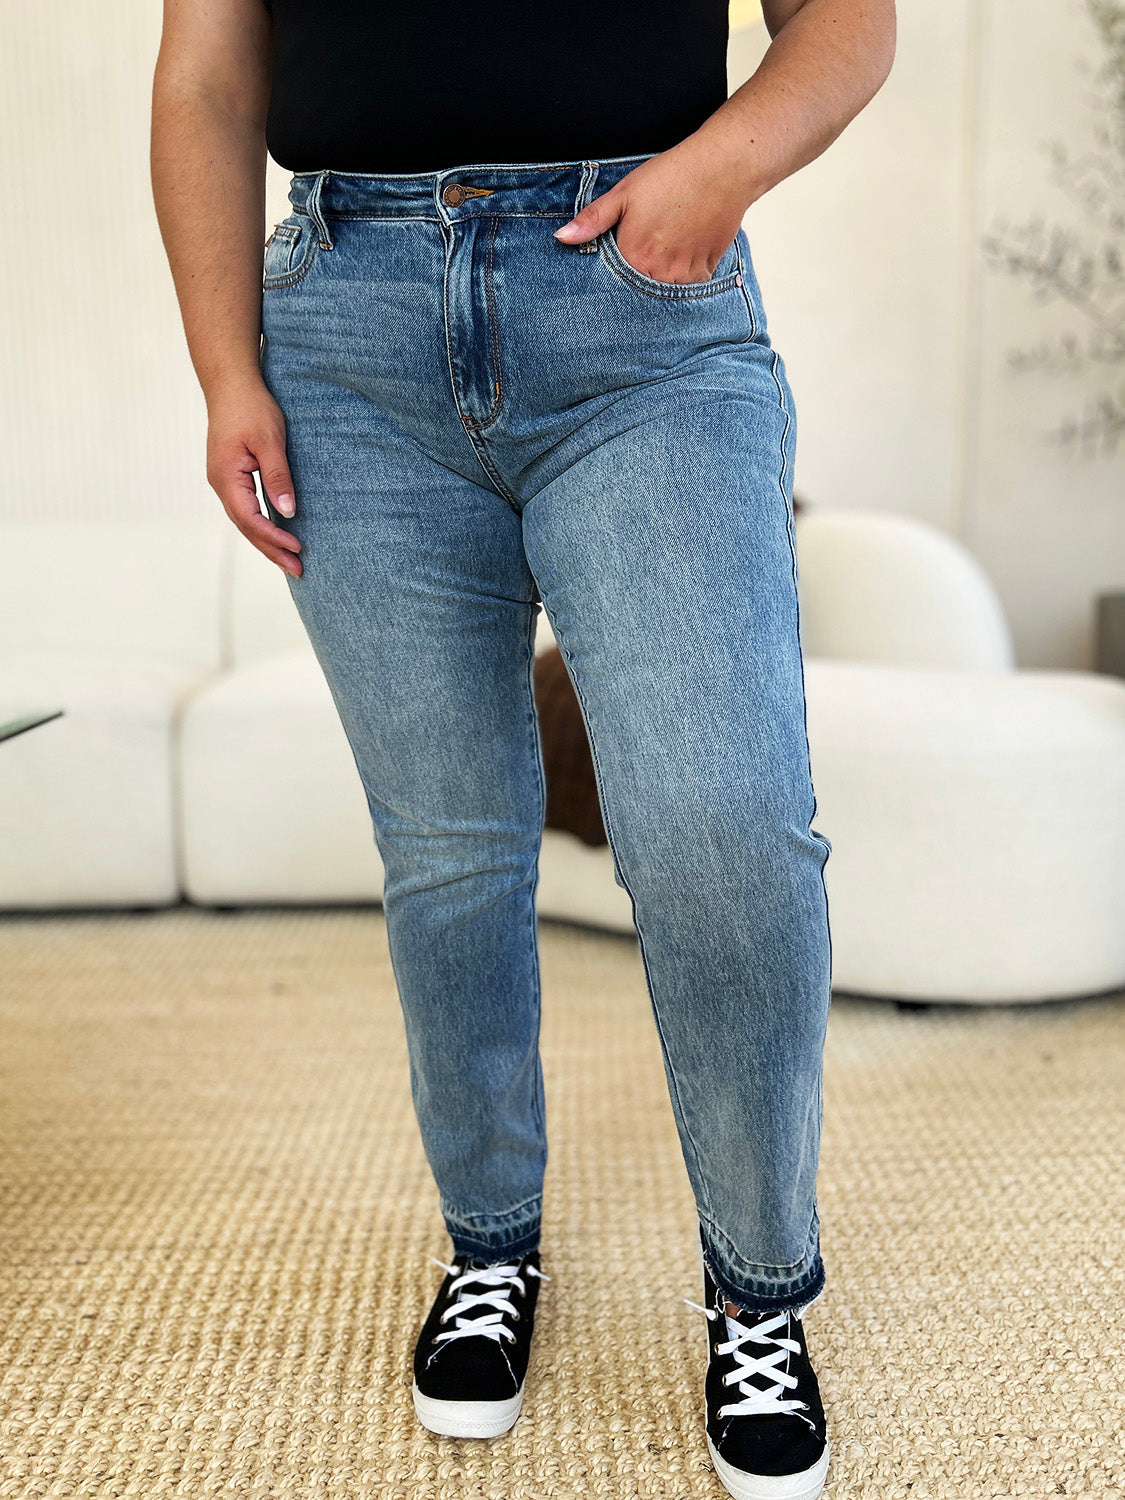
[413,1250,547,1404]
[687,1249,828,1479]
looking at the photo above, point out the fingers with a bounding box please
[234,483,304,577]
[209,439,304,579]
[259,453,297,518]
[251,538,304,576]
[243,508,304,576]
[554,186,624,245]
[253,439,304,575]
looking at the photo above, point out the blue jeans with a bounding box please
[259,154,833,1316]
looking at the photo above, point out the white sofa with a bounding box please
[0,522,226,906]
[2,510,1123,1005]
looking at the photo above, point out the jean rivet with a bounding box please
[735,273,743,286]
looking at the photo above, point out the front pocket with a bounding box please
[597,224,743,300]
[262,213,321,290]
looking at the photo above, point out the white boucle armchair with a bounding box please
[791,512,1125,1004]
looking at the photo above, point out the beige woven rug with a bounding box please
[0,906,1121,1499]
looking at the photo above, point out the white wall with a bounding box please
[2,4,206,531]
[970,0,1125,668]
[2,1,1121,668]
[731,0,1124,668]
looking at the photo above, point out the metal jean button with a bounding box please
[441,182,496,208]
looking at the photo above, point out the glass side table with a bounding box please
[0,709,65,744]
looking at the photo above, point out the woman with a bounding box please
[153,1,894,1494]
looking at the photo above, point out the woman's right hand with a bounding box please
[206,376,304,579]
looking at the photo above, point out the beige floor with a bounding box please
[0,905,1121,1499]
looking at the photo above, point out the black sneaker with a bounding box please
[685,1242,830,1500]
[411,1249,549,1439]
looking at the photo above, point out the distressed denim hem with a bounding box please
[701,1221,826,1317]
[706,1249,826,1318]
[443,1199,543,1262]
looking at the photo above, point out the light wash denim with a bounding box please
[259,155,834,1315]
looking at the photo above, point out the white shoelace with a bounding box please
[431,1256,550,1346]
[683,1297,812,1422]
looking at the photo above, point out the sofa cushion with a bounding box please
[178,649,383,903]
[0,649,212,906]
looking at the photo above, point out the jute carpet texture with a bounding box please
[0,906,1121,1499]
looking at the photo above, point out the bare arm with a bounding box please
[152,0,302,576]
[700,0,897,203]
[555,0,897,285]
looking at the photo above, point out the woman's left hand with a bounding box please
[553,139,752,285]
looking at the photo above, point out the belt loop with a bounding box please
[307,169,334,250]
[574,161,600,254]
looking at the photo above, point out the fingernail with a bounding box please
[554,223,577,239]
[276,493,295,517]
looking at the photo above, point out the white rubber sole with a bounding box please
[707,1432,830,1500]
[411,1379,524,1439]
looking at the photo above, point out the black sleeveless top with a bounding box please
[262,0,730,175]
